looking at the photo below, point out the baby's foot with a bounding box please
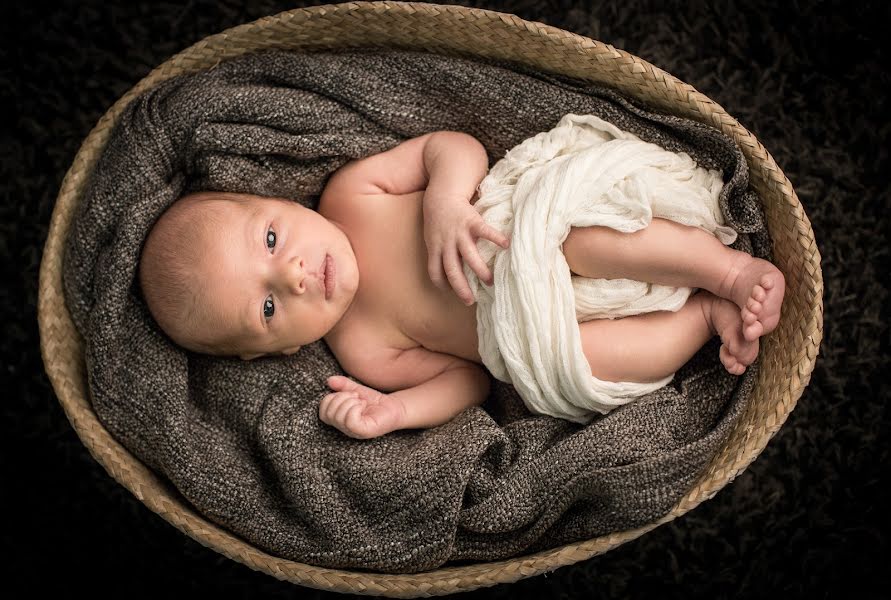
[701,293,759,376]
[720,254,786,342]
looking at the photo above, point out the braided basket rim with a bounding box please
[38,2,823,596]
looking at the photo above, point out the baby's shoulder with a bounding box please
[327,329,419,393]
[319,161,423,229]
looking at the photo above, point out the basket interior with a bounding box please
[38,2,822,596]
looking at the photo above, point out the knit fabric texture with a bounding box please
[62,49,768,573]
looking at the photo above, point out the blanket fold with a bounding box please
[470,113,739,423]
[63,49,768,573]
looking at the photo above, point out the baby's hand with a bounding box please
[319,376,405,439]
[422,192,510,306]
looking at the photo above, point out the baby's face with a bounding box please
[194,195,359,359]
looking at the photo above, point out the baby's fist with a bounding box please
[319,376,403,439]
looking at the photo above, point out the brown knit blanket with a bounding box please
[62,49,768,573]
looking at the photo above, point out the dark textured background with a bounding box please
[3,0,888,597]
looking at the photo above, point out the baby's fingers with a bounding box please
[344,404,375,439]
[327,375,358,392]
[333,393,362,425]
[443,246,475,306]
[319,391,355,423]
[426,245,447,290]
[458,236,493,286]
[472,221,510,249]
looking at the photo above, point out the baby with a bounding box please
[138,131,785,439]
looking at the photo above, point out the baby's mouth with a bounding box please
[323,253,334,300]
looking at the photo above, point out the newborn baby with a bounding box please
[138,131,785,439]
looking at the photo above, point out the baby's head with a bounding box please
[138,191,359,359]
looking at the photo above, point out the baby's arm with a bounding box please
[421,134,511,304]
[323,132,510,304]
[320,347,490,439]
[326,131,486,199]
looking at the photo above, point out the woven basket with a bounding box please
[38,2,823,596]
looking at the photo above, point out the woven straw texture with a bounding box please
[38,2,823,596]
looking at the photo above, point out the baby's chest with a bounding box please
[344,194,478,358]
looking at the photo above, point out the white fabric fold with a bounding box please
[467,114,737,423]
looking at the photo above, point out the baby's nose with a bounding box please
[283,256,306,295]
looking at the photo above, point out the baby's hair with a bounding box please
[138,191,248,355]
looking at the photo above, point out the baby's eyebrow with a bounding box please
[237,282,266,341]
[240,208,265,334]
[245,207,261,255]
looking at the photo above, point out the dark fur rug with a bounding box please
[4,0,888,597]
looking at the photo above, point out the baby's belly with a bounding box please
[399,282,482,363]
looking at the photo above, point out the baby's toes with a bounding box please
[752,284,767,303]
[743,320,764,342]
[719,344,733,368]
[747,295,763,316]
[720,345,745,375]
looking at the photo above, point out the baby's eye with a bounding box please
[266,227,276,252]
[263,295,275,320]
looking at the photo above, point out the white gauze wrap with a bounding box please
[467,114,738,424]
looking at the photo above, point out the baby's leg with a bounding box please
[579,291,758,382]
[563,218,785,342]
